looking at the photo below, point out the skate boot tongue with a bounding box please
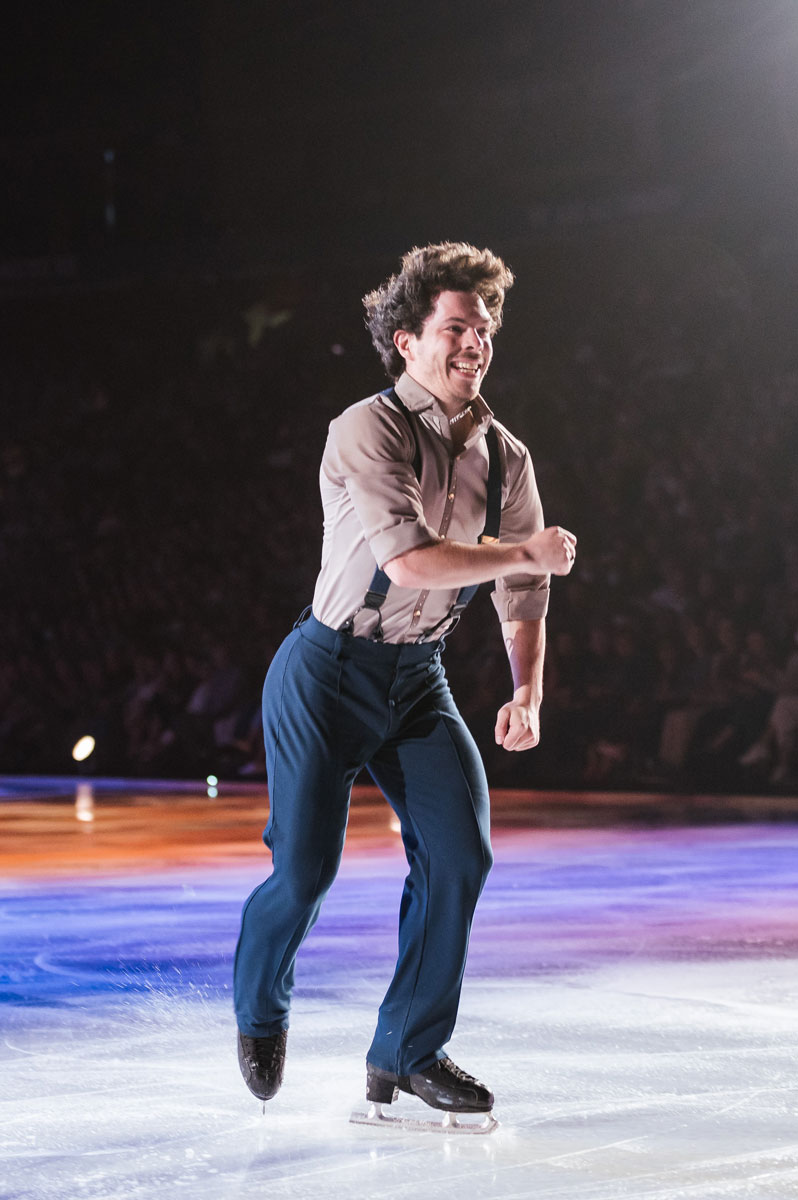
[237,1030,287,1103]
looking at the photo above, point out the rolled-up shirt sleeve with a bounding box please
[491,441,550,622]
[324,401,441,568]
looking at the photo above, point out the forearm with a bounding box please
[384,538,532,590]
[502,618,546,706]
[494,617,546,751]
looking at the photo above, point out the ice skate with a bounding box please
[237,1029,287,1108]
[349,1057,499,1134]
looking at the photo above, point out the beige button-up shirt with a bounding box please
[311,373,550,643]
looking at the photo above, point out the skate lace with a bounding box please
[440,1057,480,1085]
[248,1033,284,1070]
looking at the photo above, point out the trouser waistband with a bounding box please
[298,612,442,666]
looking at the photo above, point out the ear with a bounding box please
[393,329,413,362]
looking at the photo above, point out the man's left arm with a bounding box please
[495,618,546,751]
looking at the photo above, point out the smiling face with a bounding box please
[393,290,494,415]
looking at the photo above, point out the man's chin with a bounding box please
[447,376,481,401]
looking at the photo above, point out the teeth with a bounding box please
[452,362,480,373]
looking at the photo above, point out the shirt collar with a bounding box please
[394,371,494,452]
[393,371,436,413]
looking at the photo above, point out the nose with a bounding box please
[461,326,483,352]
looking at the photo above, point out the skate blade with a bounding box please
[349,1101,499,1135]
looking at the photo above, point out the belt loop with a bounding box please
[293,605,312,630]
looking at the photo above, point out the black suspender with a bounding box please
[339,387,503,644]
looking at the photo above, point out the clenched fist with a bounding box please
[522,526,577,575]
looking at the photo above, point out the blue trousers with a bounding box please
[233,613,493,1074]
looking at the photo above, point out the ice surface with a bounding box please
[2,823,798,1199]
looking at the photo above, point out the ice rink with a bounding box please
[2,780,798,1199]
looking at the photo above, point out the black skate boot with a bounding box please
[367,1057,494,1113]
[237,1029,287,1102]
[352,1057,498,1133]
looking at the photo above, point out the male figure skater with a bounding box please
[234,242,576,1123]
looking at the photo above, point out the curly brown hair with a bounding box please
[363,242,515,379]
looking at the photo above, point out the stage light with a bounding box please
[206,775,218,787]
[72,735,96,763]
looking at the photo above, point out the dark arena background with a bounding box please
[3,4,798,1198]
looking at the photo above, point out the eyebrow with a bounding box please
[441,315,491,327]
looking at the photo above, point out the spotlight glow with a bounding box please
[72,736,96,763]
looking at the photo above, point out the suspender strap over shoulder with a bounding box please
[338,386,502,642]
[450,421,501,615]
[480,424,502,545]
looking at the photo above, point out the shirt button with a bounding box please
[447,492,455,501]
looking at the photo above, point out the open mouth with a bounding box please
[450,360,482,378]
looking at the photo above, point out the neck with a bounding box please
[401,370,476,420]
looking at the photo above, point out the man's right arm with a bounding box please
[384,526,576,589]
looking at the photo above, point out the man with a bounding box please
[234,242,576,1123]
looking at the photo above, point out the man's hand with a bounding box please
[521,526,576,576]
[494,698,541,751]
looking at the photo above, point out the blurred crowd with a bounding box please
[3,242,798,791]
